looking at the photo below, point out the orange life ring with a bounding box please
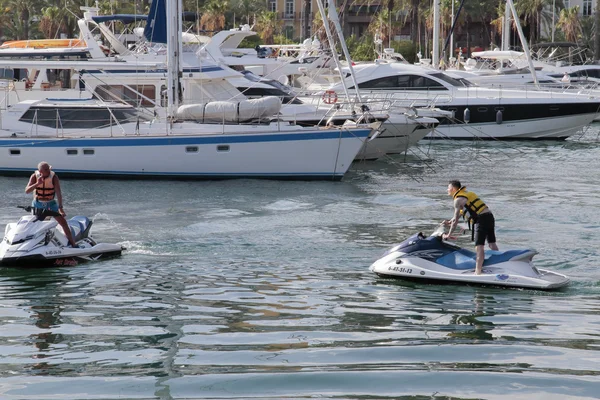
[322,90,338,104]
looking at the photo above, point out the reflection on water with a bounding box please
[0,132,599,399]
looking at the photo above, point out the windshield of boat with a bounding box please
[430,73,474,87]
[241,70,303,104]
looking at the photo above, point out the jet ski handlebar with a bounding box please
[17,206,33,212]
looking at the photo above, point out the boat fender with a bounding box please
[463,108,470,123]
[496,110,502,124]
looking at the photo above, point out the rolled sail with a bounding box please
[175,96,282,123]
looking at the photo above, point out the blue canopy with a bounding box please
[91,14,147,24]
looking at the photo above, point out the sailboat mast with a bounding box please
[432,0,440,68]
[167,0,183,120]
[502,2,510,51]
[326,0,363,104]
[505,0,538,86]
[314,0,353,104]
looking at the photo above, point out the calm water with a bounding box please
[0,129,599,399]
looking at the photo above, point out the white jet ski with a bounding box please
[370,226,570,290]
[0,206,124,268]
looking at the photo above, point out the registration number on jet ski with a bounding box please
[46,250,62,256]
[388,266,412,274]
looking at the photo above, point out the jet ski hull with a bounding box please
[370,233,570,290]
[0,213,123,268]
[370,261,570,290]
[0,245,123,268]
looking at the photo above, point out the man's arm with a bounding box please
[446,198,466,237]
[25,174,39,194]
[53,175,65,216]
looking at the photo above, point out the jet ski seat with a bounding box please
[68,216,93,242]
[436,249,533,270]
[436,249,477,270]
[483,249,532,265]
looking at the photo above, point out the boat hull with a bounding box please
[0,129,371,180]
[355,115,437,160]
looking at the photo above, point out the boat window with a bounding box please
[290,56,319,64]
[217,145,230,152]
[83,149,94,155]
[585,69,600,79]
[19,106,148,129]
[357,76,399,89]
[400,75,446,90]
[0,68,14,80]
[186,146,199,153]
[95,84,156,107]
[356,74,448,90]
[66,149,78,155]
[477,107,488,113]
[9,149,20,155]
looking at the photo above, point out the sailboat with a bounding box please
[0,0,373,180]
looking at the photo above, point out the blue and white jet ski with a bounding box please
[0,206,124,268]
[370,227,570,290]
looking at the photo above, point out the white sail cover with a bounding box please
[175,96,281,123]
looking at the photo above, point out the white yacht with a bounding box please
[320,61,600,140]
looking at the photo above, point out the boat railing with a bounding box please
[453,82,600,99]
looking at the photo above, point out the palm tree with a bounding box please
[254,10,281,44]
[515,0,556,44]
[0,0,36,39]
[367,9,395,46]
[200,0,229,33]
[233,0,264,25]
[39,6,64,39]
[556,6,581,43]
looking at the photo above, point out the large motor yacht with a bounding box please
[318,62,600,140]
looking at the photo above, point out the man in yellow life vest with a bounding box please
[25,161,78,248]
[442,180,499,275]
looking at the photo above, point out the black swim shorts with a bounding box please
[474,212,496,246]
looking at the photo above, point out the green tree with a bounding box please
[39,6,65,39]
[200,0,229,32]
[515,0,556,44]
[556,6,581,43]
[0,0,37,39]
[254,10,281,44]
[233,0,264,26]
[367,9,396,46]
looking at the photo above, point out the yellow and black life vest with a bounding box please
[453,186,488,223]
[34,170,55,201]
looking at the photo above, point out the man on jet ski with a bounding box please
[442,180,499,275]
[24,161,78,248]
